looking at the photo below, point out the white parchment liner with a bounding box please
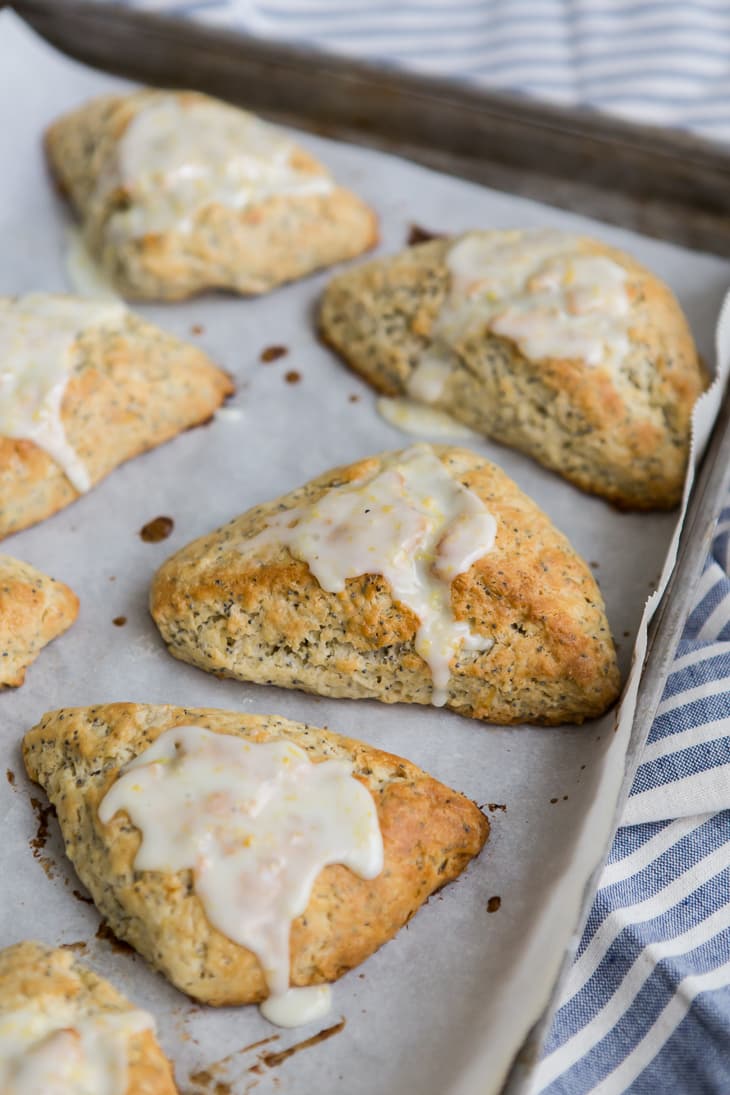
[0,12,729,1095]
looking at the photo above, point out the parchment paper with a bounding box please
[1,12,729,1095]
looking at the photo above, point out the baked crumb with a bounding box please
[407,224,443,246]
[140,516,174,543]
[260,345,288,363]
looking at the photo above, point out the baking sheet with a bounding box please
[1,11,730,1095]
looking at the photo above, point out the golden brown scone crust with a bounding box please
[23,704,488,1006]
[319,235,705,510]
[0,941,177,1094]
[151,446,619,725]
[45,90,378,300]
[0,304,233,538]
[0,556,78,688]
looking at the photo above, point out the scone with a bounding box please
[23,704,488,1012]
[0,293,233,538]
[319,229,704,509]
[150,443,620,725]
[0,556,78,688]
[46,89,378,300]
[0,941,177,1093]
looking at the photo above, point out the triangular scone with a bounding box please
[0,942,177,1093]
[150,444,620,725]
[0,556,78,688]
[23,704,488,1007]
[46,90,378,301]
[319,229,705,509]
[0,294,233,538]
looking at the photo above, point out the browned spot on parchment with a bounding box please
[29,796,56,876]
[188,1070,232,1094]
[241,1036,280,1055]
[140,516,174,543]
[487,896,502,913]
[61,941,88,954]
[6,768,15,788]
[284,370,301,385]
[29,797,52,851]
[487,803,507,813]
[112,616,127,627]
[95,920,135,955]
[72,888,94,906]
[260,345,288,363]
[262,1019,346,1069]
[191,324,205,335]
[188,1034,280,1090]
[407,224,444,246]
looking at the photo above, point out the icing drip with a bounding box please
[98,726,383,1025]
[0,293,126,490]
[241,444,497,705]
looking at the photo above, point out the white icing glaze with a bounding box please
[216,405,244,422]
[65,226,121,300]
[241,443,496,705]
[377,397,480,440]
[441,229,631,368]
[98,726,383,1020]
[106,95,334,240]
[0,294,127,491]
[0,1000,153,1095]
[407,230,632,412]
[406,349,453,403]
[259,984,332,1028]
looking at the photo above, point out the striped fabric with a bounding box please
[534,812,730,1092]
[114,0,730,143]
[530,508,730,1092]
[527,510,730,1092]
[625,510,730,827]
[103,1,730,1090]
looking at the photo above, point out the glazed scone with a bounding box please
[46,90,378,300]
[319,229,705,509]
[0,556,78,688]
[150,444,620,725]
[0,941,177,1093]
[0,293,233,538]
[23,704,488,1010]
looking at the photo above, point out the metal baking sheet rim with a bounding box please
[13,0,730,259]
[9,4,730,1091]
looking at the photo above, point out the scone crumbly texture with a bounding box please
[45,89,379,300]
[0,303,233,538]
[23,703,488,1006]
[319,233,705,509]
[0,941,177,1094]
[150,446,620,725]
[0,555,78,688]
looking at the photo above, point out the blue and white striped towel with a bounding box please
[118,0,730,145]
[101,2,730,1089]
